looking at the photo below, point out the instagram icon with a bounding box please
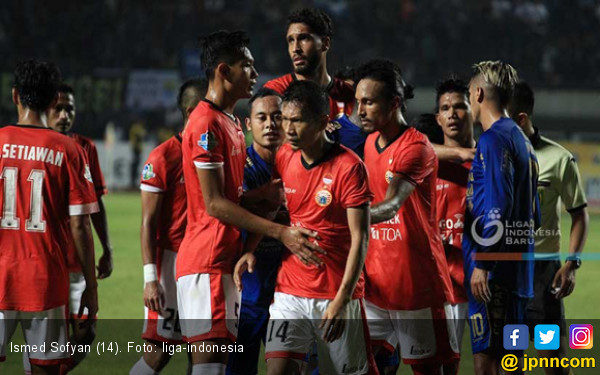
[569,324,593,349]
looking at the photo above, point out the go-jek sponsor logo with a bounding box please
[471,208,536,246]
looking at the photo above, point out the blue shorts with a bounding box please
[467,281,529,356]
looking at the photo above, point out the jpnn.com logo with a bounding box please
[471,208,536,246]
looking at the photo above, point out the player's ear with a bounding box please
[516,112,528,127]
[11,88,19,105]
[390,95,401,112]
[245,116,252,131]
[318,114,329,131]
[49,93,59,108]
[476,87,485,104]
[216,62,230,81]
[435,112,443,127]
[321,36,331,52]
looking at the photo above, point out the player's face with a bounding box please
[355,78,396,134]
[228,47,258,99]
[282,101,324,151]
[48,92,75,133]
[436,92,473,140]
[246,96,284,150]
[286,23,324,76]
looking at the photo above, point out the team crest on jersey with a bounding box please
[385,170,394,184]
[84,164,93,183]
[315,189,333,207]
[322,173,334,186]
[199,131,218,151]
[142,163,155,180]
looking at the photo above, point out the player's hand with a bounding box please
[144,281,165,313]
[279,227,325,267]
[79,285,98,329]
[234,253,257,292]
[96,249,113,279]
[552,263,576,299]
[319,296,349,343]
[326,121,339,133]
[459,148,476,162]
[471,267,491,303]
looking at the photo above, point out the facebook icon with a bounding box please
[503,325,529,350]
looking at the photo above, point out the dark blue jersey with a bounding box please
[327,114,367,158]
[241,144,284,307]
[463,118,540,298]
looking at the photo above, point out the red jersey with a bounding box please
[436,161,470,304]
[363,128,453,310]
[274,143,373,300]
[0,125,98,311]
[140,134,187,252]
[264,74,354,118]
[177,100,246,278]
[65,133,107,272]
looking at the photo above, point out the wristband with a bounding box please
[143,264,158,283]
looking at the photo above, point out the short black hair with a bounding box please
[435,77,468,109]
[177,78,208,116]
[410,113,444,145]
[199,30,250,79]
[510,81,535,117]
[248,87,282,111]
[282,80,328,119]
[334,66,356,82]
[355,59,414,112]
[58,83,74,95]
[287,8,333,38]
[13,59,61,112]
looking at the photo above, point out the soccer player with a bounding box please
[129,78,207,375]
[434,78,476,374]
[234,80,374,375]
[356,59,458,375]
[177,31,322,375]
[44,83,113,374]
[0,60,98,374]
[462,61,539,375]
[510,82,588,375]
[263,8,365,156]
[226,88,286,375]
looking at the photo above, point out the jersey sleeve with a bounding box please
[340,161,373,208]
[263,79,285,95]
[68,144,100,216]
[561,156,587,212]
[475,133,514,269]
[140,148,168,193]
[188,115,226,170]
[391,140,435,185]
[87,141,107,197]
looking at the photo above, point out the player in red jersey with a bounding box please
[234,80,375,375]
[42,83,113,374]
[0,60,98,374]
[356,60,458,375]
[434,78,476,374]
[177,31,322,375]
[129,78,207,375]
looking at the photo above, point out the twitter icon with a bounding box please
[535,324,560,350]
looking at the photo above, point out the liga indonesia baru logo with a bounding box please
[471,208,536,246]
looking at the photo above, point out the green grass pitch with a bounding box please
[1,192,599,374]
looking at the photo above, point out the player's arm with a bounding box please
[471,136,514,303]
[320,204,370,343]
[553,157,589,298]
[197,166,324,265]
[431,143,475,162]
[70,214,98,327]
[371,175,416,224]
[140,190,165,312]
[91,197,113,279]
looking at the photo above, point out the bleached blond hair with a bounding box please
[472,60,519,106]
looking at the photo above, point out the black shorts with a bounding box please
[526,260,566,337]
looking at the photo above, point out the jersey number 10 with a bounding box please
[0,167,46,232]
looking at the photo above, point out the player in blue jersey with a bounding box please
[226,88,286,375]
[462,61,539,375]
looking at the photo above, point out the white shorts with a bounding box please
[176,273,240,343]
[142,250,183,343]
[68,272,92,319]
[0,306,69,365]
[364,300,459,364]
[450,302,469,353]
[265,292,369,375]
